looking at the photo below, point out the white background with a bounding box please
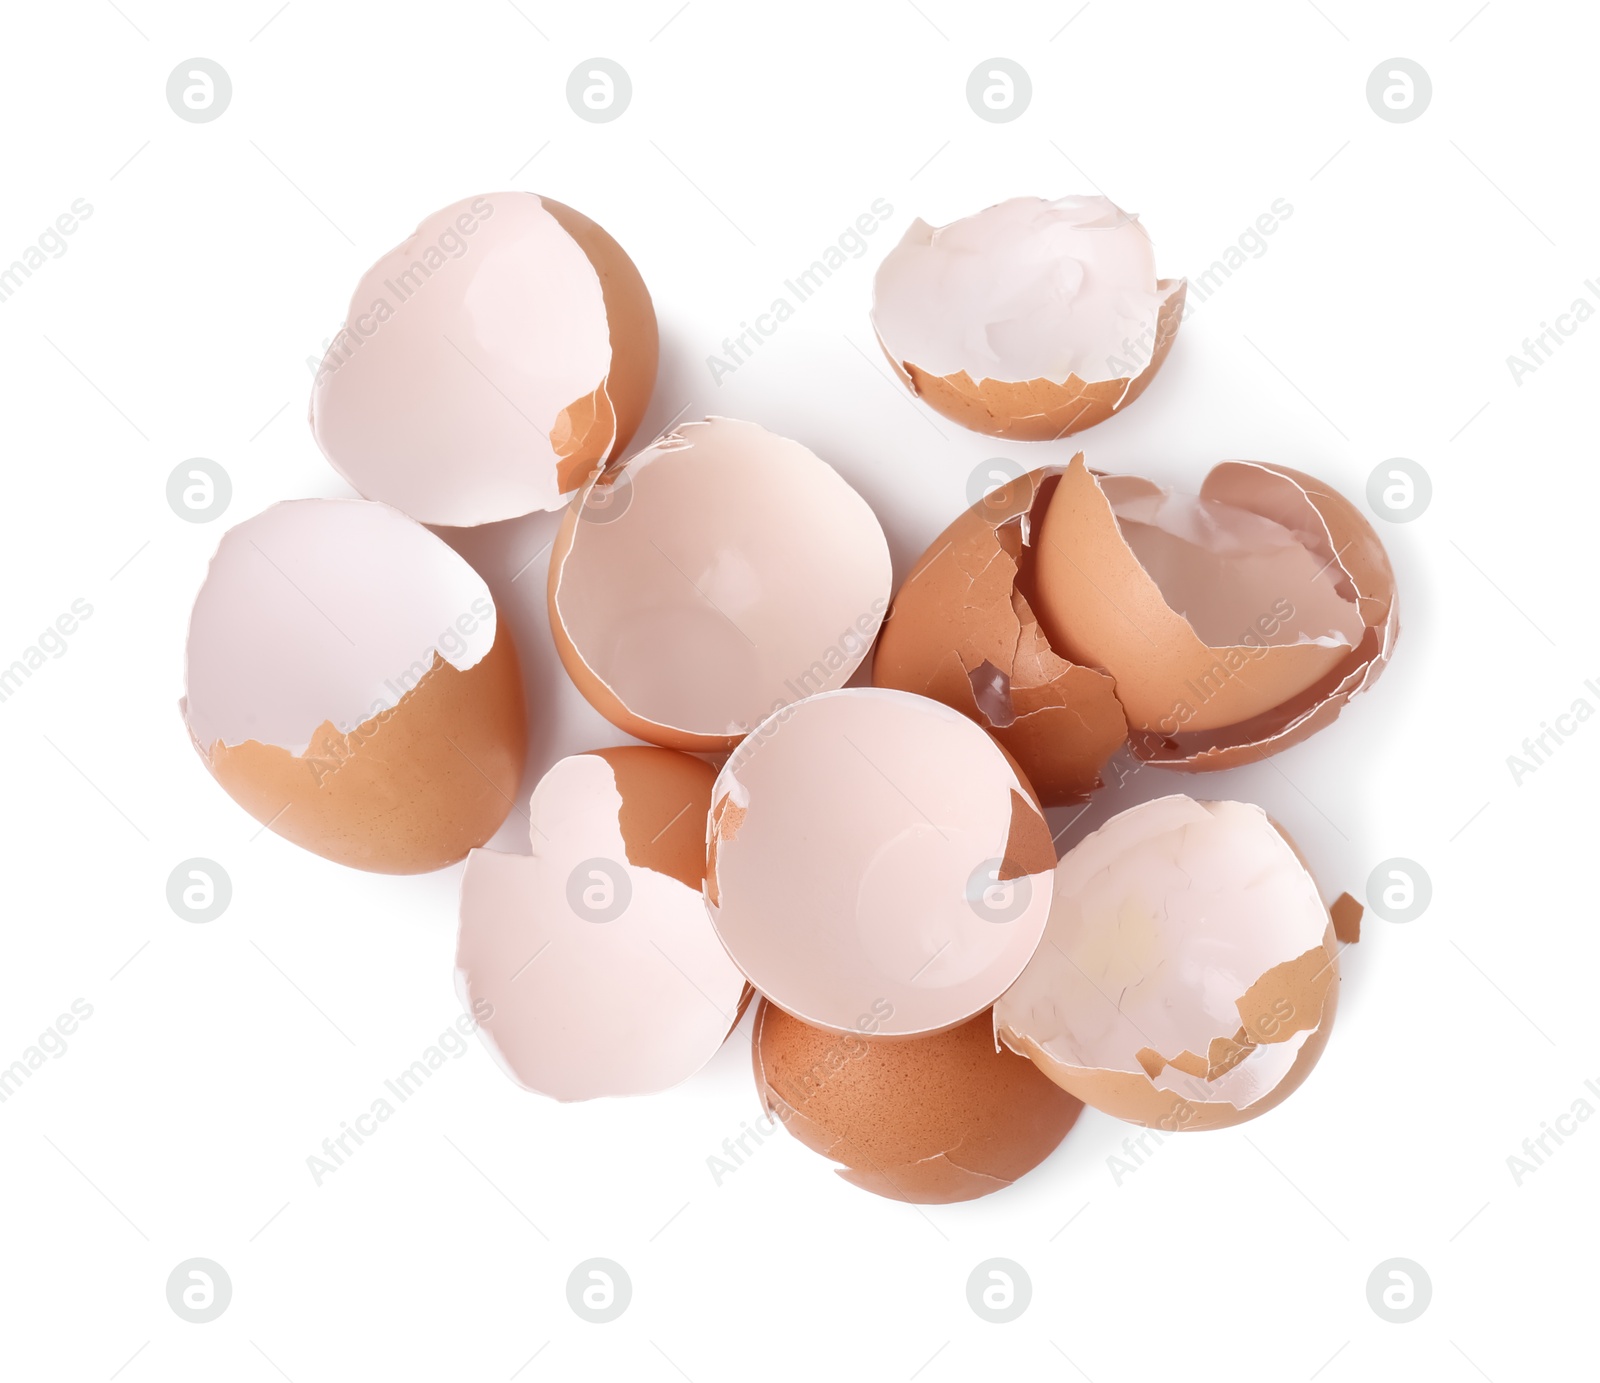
[0,1,1591,1379]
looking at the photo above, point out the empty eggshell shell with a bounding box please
[548,417,893,752]
[309,192,657,526]
[1030,455,1396,767]
[751,1000,1082,1203]
[706,688,1055,1037]
[456,747,748,1101]
[872,464,1127,805]
[994,795,1340,1131]
[870,195,1185,440]
[181,498,526,874]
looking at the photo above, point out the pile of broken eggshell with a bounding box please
[180,192,1392,1204]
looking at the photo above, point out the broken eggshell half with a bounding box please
[548,417,893,752]
[872,463,1128,805]
[457,747,749,1101]
[181,498,526,874]
[706,688,1055,1037]
[309,191,658,526]
[870,195,1185,440]
[1031,454,1398,769]
[751,1000,1082,1203]
[994,795,1341,1131]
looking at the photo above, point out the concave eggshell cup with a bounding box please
[309,191,658,526]
[994,795,1341,1130]
[181,498,526,874]
[457,747,748,1101]
[548,417,893,752]
[1030,455,1397,768]
[706,688,1056,1037]
[871,195,1185,440]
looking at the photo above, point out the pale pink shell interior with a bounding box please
[871,195,1169,385]
[456,753,745,1101]
[707,688,1053,1037]
[183,498,496,755]
[994,795,1329,1112]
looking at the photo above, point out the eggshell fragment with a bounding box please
[872,465,1127,804]
[1031,455,1395,767]
[309,192,657,526]
[752,1001,1082,1203]
[706,688,1054,1037]
[182,499,525,874]
[548,417,892,751]
[456,747,748,1101]
[871,195,1185,440]
[994,796,1340,1131]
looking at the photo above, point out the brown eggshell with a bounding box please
[541,197,658,478]
[752,1001,1082,1203]
[309,192,657,526]
[872,465,1126,804]
[897,280,1186,441]
[706,689,1055,1038]
[1128,463,1400,770]
[181,498,527,874]
[456,747,748,1101]
[201,634,525,874]
[1030,455,1387,758]
[548,417,892,752]
[994,796,1340,1130]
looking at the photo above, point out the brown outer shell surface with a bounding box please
[199,630,526,874]
[1132,462,1400,770]
[541,197,659,486]
[887,280,1186,441]
[589,745,718,891]
[872,463,1127,804]
[753,1001,1082,1203]
[1029,455,1396,762]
